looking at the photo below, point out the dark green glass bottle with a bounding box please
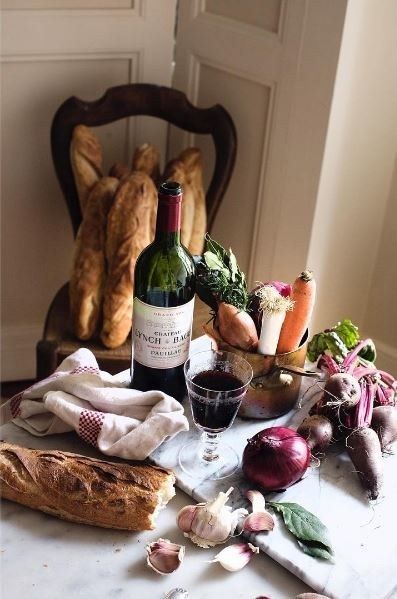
[131,181,196,401]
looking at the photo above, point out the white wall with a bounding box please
[307,0,397,374]
[363,155,397,374]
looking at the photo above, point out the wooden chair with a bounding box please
[36,83,237,380]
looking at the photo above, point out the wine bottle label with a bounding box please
[133,297,195,369]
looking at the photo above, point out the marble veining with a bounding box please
[1,335,396,599]
[150,336,397,599]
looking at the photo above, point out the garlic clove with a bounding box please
[176,505,197,533]
[211,542,260,572]
[242,511,275,532]
[146,538,185,575]
[245,489,266,513]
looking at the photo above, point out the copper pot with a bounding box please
[203,323,312,419]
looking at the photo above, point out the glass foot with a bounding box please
[178,440,240,480]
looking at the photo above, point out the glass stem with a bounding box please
[200,431,221,462]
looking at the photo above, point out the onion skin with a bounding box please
[217,302,258,351]
[295,594,332,599]
[297,415,333,453]
[242,427,311,492]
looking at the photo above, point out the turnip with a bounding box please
[297,415,333,454]
[371,405,397,451]
[324,372,361,409]
[346,427,383,500]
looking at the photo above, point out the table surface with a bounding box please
[0,320,312,599]
[0,422,311,599]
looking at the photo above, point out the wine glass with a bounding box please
[178,349,253,479]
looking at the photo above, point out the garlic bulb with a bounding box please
[211,542,259,571]
[176,487,247,548]
[146,538,185,575]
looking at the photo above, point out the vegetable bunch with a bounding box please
[299,334,397,500]
[196,235,316,354]
[307,319,376,364]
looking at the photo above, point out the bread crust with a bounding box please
[70,125,103,215]
[109,162,130,180]
[132,143,161,185]
[101,171,157,349]
[70,177,119,340]
[178,148,206,255]
[0,442,175,531]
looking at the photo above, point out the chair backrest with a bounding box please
[51,83,237,237]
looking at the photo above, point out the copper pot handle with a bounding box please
[275,365,320,378]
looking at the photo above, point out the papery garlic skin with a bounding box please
[211,542,260,572]
[176,488,247,549]
[146,538,185,575]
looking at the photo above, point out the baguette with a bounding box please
[101,171,157,349]
[0,442,175,531]
[69,177,119,340]
[163,158,195,248]
[178,147,206,255]
[109,162,130,180]
[132,142,161,185]
[70,125,103,215]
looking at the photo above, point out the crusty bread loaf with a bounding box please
[70,125,103,215]
[101,171,157,349]
[178,147,206,255]
[163,158,195,248]
[109,162,130,180]
[132,143,161,184]
[0,442,175,531]
[70,177,119,340]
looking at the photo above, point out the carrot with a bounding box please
[346,427,383,500]
[276,270,316,354]
[217,302,258,352]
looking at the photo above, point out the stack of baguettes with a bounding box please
[0,442,175,530]
[69,125,207,349]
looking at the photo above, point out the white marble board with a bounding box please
[1,335,396,599]
[150,336,397,599]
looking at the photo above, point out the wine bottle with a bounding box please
[131,181,196,401]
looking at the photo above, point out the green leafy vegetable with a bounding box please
[195,234,248,311]
[268,501,333,561]
[307,319,376,365]
[204,251,230,278]
[334,319,360,348]
[358,338,377,363]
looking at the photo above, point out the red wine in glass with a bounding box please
[190,370,245,431]
[179,350,253,480]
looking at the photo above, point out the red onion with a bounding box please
[242,427,311,491]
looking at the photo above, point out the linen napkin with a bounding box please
[0,348,189,460]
